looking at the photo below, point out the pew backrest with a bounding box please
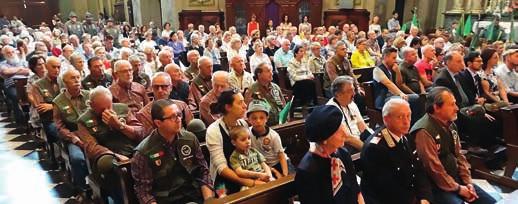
[353,67,374,83]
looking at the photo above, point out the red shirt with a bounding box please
[415,59,433,81]
[247,21,259,36]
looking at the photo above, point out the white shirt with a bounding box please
[206,118,249,184]
[228,70,254,92]
[249,53,271,74]
[326,98,373,138]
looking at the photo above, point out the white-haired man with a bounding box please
[0,45,30,125]
[228,55,254,92]
[188,56,213,110]
[109,60,150,114]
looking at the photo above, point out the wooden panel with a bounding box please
[0,0,57,28]
[225,0,322,35]
[179,10,225,31]
[323,9,370,32]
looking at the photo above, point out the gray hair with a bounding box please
[113,60,131,73]
[164,63,181,73]
[187,49,200,58]
[331,76,355,97]
[89,86,113,102]
[421,44,434,55]
[151,72,172,85]
[128,54,141,63]
[401,47,416,58]
[197,56,212,68]
[158,49,172,58]
[69,53,83,64]
[382,98,409,117]
[212,70,230,86]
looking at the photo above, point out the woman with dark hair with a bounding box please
[122,24,132,38]
[480,48,509,104]
[205,89,255,196]
[247,14,259,37]
[266,19,275,35]
[28,55,46,84]
[287,46,317,106]
[410,37,422,59]
[299,15,312,35]
[280,14,292,34]
[162,22,173,37]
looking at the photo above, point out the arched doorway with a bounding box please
[265,0,280,28]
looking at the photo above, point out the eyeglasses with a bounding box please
[161,112,182,121]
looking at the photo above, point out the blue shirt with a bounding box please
[273,48,294,67]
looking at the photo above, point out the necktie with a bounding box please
[330,157,345,196]
[474,74,482,97]
[454,75,469,107]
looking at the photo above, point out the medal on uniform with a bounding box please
[119,117,126,124]
[181,145,191,156]
[451,129,459,146]
[63,105,72,114]
[42,89,50,97]
[92,126,98,132]
[435,134,441,151]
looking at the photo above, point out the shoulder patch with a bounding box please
[370,136,381,144]
[381,128,396,148]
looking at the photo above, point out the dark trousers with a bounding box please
[456,111,500,148]
[292,79,317,106]
[432,184,496,204]
[4,86,24,124]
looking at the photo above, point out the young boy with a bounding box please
[246,100,293,178]
[229,126,274,190]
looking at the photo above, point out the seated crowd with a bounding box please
[0,11,517,204]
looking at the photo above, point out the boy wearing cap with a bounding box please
[295,105,363,204]
[247,100,293,178]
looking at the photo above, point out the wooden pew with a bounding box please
[468,104,518,190]
[361,81,383,129]
[276,67,292,90]
[353,67,374,83]
[205,175,296,204]
[220,52,229,72]
[271,119,308,166]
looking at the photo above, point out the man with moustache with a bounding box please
[52,69,90,199]
[82,56,113,89]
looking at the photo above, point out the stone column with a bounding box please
[161,0,176,28]
[123,0,129,22]
[132,0,142,26]
[449,0,465,13]
[471,0,484,13]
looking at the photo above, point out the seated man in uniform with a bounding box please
[184,50,200,80]
[132,99,214,203]
[109,59,150,114]
[136,72,193,136]
[53,69,90,198]
[200,71,231,125]
[373,47,424,124]
[410,87,496,204]
[361,98,432,204]
[164,63,190,103]
[188,56,213,110]
[129,54,151,89]
[82,56,113,90]
[76,86,146,162]
[29,56,62,165]
[244,62,286,126]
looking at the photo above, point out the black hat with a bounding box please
[305,105,343,142]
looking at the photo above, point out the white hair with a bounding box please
[197,56,212,67]
[151,72,172,85]
[128,54,141,63]
[89,86,113,102]
[113,60,131,73]
[119,47,133,56]
[382,98,410,117]
[158,49,172,58]
[401,47,416,58]
[421,44,435,55]
[187,49,200,57]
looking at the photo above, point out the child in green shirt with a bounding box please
[229,126,274,190]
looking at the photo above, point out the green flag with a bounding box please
[456,13,465,38]
[278,97,293,125]
[401,23,408,33]
[463,14,472,36]
[411,12,418,28]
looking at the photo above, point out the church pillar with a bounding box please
[132,0,142,26]
[470,0,484,13]
[161,0,176,28]
[449,0,465,13]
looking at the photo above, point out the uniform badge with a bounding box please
[370,136,381,144]
[451,129,459,146]
[119,117,126,124]
[181,145,191,156]
[92,126,98,132]
[42,89,50,97]
[63,105,72,114]
[435,134,441,151]
[155,159,161,167]
[263,138,271,146]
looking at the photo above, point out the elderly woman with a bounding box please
[204,38,222,72]
[249,42,271,74]
[287,46,317,106]
[295,105,363,204]
[227,37,247,63]
[206,89,255,196]
[351,38,375,68]
[308,42,326,74]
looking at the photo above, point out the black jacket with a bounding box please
[361,127,432,204]
[457,69,482,105]
[433,68,468,108]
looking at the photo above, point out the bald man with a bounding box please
[136,72,193,136]
[29,56,62,165]
[109,60,150,114]
[52,69,90,194]
[188,56,213,110]
[199,71,231,125]
[164,63,190,103]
